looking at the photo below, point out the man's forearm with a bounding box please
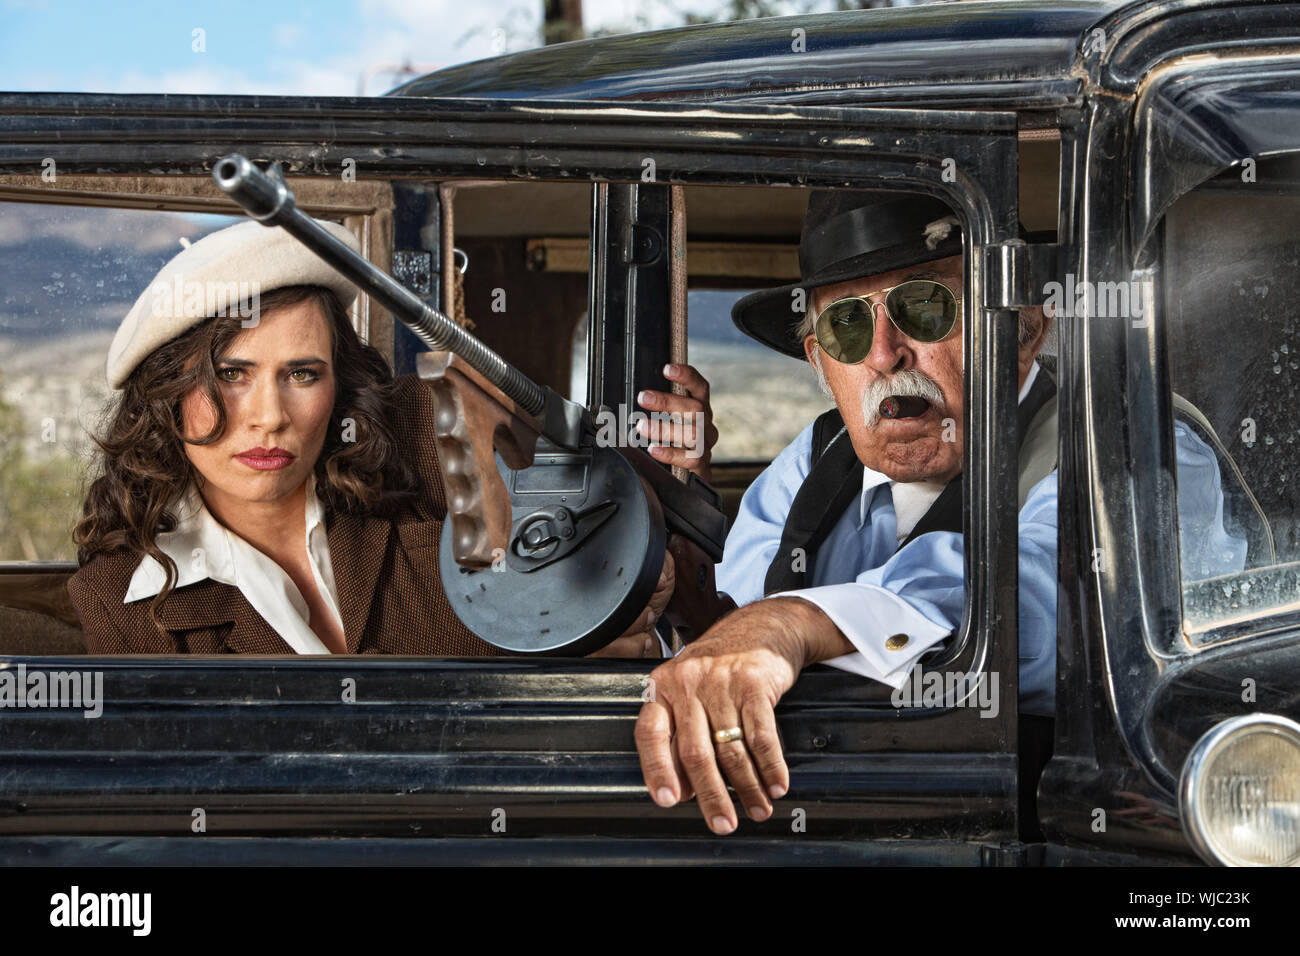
[762,596,855,668]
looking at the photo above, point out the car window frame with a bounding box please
[1123,60,1300,662]
[0,174,394,579]
[0,93,1029,840]
[1066,47,1300,797]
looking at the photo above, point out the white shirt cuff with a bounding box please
[773,583,952,689]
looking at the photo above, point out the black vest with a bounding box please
[763,371,1057,595]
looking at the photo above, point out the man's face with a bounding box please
[802,254,966,484]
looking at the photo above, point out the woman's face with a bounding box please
[180,297,336,514]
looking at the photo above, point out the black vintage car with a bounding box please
[0,0,1297,866]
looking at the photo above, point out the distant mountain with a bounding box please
[0,205,240,337]
[688,289,766,347]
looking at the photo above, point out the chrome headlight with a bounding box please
[1179,714,1300,866]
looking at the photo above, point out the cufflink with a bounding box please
[885,633,910,651]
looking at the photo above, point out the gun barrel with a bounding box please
[212,153,546,420]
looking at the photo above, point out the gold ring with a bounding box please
[713,727,743,745]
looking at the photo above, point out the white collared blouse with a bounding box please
[122,472,344,654]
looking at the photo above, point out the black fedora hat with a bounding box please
[731,190,963,359]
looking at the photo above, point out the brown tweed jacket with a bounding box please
[67,374,503,656]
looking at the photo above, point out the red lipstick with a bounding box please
[235,446,296,471]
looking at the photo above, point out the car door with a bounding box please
[1040,0,1300,864]
[0,91,1035,862]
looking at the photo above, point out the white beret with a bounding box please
[106,218,360,389]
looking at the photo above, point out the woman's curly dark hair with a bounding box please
[73,284,419,636]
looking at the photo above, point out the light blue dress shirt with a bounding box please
[714,381,1242,718]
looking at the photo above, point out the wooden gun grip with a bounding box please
[664,534,737,644]
[416,351,541,568]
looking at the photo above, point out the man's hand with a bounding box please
[636,363,718,482]
[588,548,675,659]
[634,596,852,834]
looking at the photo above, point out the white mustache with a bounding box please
[860,369,947,429]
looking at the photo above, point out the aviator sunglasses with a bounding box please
[813,279,960,365]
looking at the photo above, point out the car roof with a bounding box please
[390,0,1126,110]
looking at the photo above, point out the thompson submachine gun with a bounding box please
[213,154,732,655]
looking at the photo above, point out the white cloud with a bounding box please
[353,0,540,68]
[96,64,330,96]
[73,0,523,97]
[6,0,792,98]
[583,0,704,33]
[273,22,309,49]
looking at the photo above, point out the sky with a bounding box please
[0,0,807,97]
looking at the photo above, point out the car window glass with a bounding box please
[1163,157,1300,633]
[0,203,243,562]
[686,288,833,462]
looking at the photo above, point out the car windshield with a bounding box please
[1162,157,1300,635]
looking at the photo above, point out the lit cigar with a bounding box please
[879,396,930,419]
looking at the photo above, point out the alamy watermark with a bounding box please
[593,403,706,459]
[1042,273,1155,321]
[50,886,150,935]
[891,668,999,718]
[150,272,261,325]
[0,664,103,718]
